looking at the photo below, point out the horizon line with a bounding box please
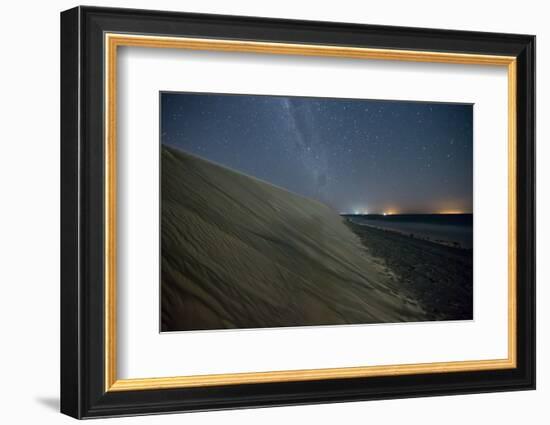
[164,143,472,216]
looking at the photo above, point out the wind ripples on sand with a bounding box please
[161,146,428,332]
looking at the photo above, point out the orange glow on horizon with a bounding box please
[350,208,470,215]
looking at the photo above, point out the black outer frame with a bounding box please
[60,6,535,419]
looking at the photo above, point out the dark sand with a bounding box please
[344,220,473,321]
[161,145,430,332]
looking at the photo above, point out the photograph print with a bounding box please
[160,92,473,332]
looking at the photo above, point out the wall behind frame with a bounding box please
[0,0,544,424]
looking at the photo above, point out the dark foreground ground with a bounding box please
[344,220,473,321]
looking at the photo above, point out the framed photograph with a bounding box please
[60,6,535,419]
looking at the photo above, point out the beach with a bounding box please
[344,219,473,321]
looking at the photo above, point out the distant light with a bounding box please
[383,212,387,216]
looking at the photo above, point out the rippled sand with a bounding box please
[161,145,428,332]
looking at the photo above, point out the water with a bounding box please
[343,214,473,249]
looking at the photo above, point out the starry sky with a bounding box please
[161,92,473,214]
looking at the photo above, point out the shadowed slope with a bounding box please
[161,145,427,331]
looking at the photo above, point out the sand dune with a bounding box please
[161,145,427,331]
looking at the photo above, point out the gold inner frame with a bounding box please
[104,33,517,392]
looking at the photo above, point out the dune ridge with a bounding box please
[161,145,428,331]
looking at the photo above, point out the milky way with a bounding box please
[161,92,473,214]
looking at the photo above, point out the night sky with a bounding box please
[161,92,473,214]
